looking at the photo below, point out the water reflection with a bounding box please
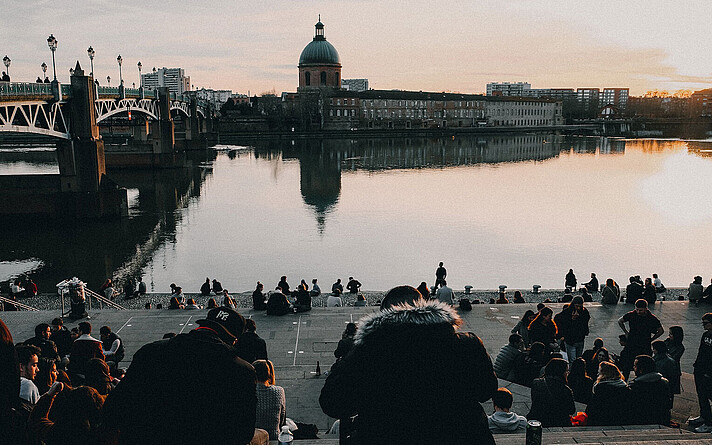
[0,152,214,293]
[5,135,712,292]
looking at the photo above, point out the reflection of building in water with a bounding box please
[298,141,342,234]
[341,134,564,171]
[0,155,213,292]
[686,141,712,158]
[248,135,574,231]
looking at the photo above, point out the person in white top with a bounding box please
[17,344,40,404]
[327,290,343,307]
[435,280,455,305]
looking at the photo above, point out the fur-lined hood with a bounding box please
[354,300,461,345]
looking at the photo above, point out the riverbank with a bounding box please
[5,287,691,311]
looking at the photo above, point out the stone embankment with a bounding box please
[10,287,690,311]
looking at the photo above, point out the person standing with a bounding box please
[556,296,590,362]
[434,262,447,292]
[689,313,712,432]
[618,299,664,359]
[320,286,497,444]
[101,307,257,445]
[346,277,361,294]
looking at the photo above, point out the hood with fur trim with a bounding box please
[354,300,462,345]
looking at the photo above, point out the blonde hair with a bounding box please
[596,361,623,383]
[253,359,275,385]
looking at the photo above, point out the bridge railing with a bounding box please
[0,82,53,99]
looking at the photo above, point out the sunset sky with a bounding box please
[3,0,711,96]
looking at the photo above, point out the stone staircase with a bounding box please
[269,426,706,444]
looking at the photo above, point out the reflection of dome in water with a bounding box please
[299,151,341,234]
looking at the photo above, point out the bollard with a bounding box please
[464,285,473,294]
[499,285,507,292]
[533,285,541,294]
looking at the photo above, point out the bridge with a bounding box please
[0,78,211,142]
[0,62,216,218]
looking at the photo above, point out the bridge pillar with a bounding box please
[150,87,175,155]
[57,63,127,217]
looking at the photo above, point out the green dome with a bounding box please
[299,39,341,66]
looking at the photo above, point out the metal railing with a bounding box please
[0,82,53,98]
[84,288,126,310]
[0,295,39,311]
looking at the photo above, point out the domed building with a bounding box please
[298,18,341,90]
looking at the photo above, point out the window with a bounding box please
[305,72,311,86]
[336,72,340,85]
[320,71,327,86]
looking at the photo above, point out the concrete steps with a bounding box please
[267,426,705,445]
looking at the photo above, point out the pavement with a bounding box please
[3,300,712,441]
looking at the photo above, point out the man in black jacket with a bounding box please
[625,276,644,304]
[556,296,590,363]
[320,285,497,444]
[690,313,712,432]
[101,307,257,445]
[629,354,671,425]
[23,323,60,362]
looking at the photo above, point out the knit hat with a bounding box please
[196,307,246,341]
[572,296,584,305]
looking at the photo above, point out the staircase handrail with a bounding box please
[84,288,126,310]
[0,295,40,311]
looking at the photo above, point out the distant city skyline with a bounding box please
[2,0,711,96]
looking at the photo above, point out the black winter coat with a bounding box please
[101,329,256,445]
[586,380,632,426]
[320,301,498,445]
[629,372,672,425]
[527,377,575,427]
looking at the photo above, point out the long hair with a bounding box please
[596,361,623,383]
[520,309,536,323]
[668,326,684,344]
[529,307,557,335]
[253,359,276,385]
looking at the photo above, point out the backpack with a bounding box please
[459,298,472,311]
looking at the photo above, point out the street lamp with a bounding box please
[3,55,10,77]
[87,46,95,77]
[107,75,111,86]
[116,54,123,85]
[47,34,58,81]
[69,68,74,76]
[137,61,142,87]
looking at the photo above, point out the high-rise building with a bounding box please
[141,67,191,95]
[486,82,531,96]
[576,88,600,107]
[601,88,629,110]
[342,78,369,92]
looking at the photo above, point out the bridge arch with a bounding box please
[96,98,159,123]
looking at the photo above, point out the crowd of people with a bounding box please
[7,264,712,443]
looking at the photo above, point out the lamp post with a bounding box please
[41,62,47,80]
[137,61,142,86]
[47,34,58,81]
[3,55,10,77]
[69,68,74,76]
[87,46,95,78]
[116,55,123,85]
[107,75,111,86]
